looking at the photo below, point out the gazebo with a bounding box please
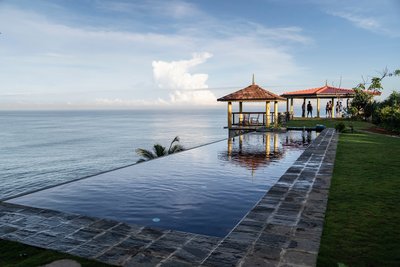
[217,77,286,129]
[281,83,381,118]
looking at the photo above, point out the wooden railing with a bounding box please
[232,112,276,127]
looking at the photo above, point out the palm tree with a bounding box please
[136,136,184,162]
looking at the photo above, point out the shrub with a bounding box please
[379,106,400,132]
[335,122,346,133]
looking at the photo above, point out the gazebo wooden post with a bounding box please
[286,99,289,114]
[290,98,294,116]
[228,101,232,128]
[331,97,335,117]
[265,101,271,127]
[302,98,306,117]
[316,98,320,118]
[274,101,278,126]
[239,102,243,124]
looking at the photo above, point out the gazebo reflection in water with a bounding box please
[219,131,315,175]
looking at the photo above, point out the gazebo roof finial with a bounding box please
[325,80,328,86]
[252,74,255,85]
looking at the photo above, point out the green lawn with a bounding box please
[0,239,112,267]
[317,132,400,266]
[286,118,373,130]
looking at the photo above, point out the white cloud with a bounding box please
[0,4,311,108]
[318,0,400,37]
[332,12,381,31]
[152,53,217,105]
[152,52,212,90]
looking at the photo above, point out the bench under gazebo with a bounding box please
[217,78,286,129]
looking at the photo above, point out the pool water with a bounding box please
[8,131,317,237]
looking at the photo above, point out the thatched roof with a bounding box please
[218,84,286,102]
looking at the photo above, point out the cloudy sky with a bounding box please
[0,0,399,109]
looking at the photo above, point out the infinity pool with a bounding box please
[8,131,316,237]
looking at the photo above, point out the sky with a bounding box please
[0,0,399,110]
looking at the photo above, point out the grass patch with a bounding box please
[286,118,373,131]
[0,239,112,267]
[317,132,400,266]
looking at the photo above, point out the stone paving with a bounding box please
[0,128,337,267]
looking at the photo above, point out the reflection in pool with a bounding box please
[8,131,317,237]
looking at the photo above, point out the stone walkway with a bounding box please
[0,129,337,267]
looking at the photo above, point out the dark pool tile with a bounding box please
[188,235,221,248]
[257,233,289,248]
[263,224,294,237]
[0,213,26,224]
[93,230,127,246]
[136,227,167,241]
[69,227,104,241]
[23,232,60,247]
[51,237,84,252]
[240,256,279,267]
[146,239,182,256]
[37,209,64,218]
[252,244,283,261]
[159,257,193,267]
[173,243,213,263]
[89,218,119,231]
[125,251,165,267]
[234,222,263,233]
[46,222,82,236]
[12,215,45,228]
[18,207,44,216]
[40,216,69,228]
[0,224,19,236]
[111,222,143,235]
[69,216,99,227]
[202,246,246,267]
[269,214,297,226]
[69,242,110,259]
[96,246,135,265]
[116,236,152,250]
[280,250,317,266]
[2,228,37,241]
[287,237,320,253]
[224,230,258,245]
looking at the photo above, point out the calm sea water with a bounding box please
[0,110,226,200]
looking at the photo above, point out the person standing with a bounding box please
[302,101,306,117]
[336,101,340,117]
[326,102,329,118]
[307,101,313,118]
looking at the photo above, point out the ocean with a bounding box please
[0,109,227,200]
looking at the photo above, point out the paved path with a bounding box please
[0,129,337,267]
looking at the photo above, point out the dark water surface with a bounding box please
[9,131,317,237]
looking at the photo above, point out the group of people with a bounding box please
[301,100,343,118]
[326,101,343,118]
